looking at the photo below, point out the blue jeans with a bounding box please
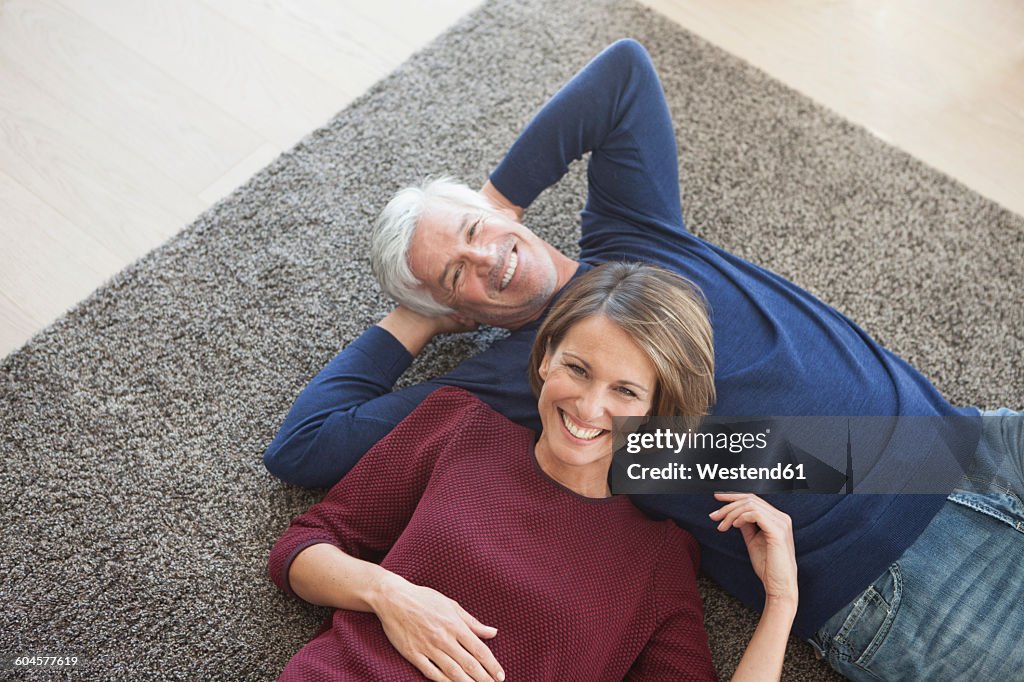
[809,410,1024,681]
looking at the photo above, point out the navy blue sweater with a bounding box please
[264,40,978,638]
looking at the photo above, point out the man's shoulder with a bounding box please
[579,228,708,270]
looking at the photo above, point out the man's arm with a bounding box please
[263,309,473,488]
[489,39,687,246]
[263,313,539,488]
[263,319,433,487]
[480,180,523,221]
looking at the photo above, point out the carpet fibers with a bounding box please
[2,0,1021,679]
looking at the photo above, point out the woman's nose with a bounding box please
[575,390,606,424]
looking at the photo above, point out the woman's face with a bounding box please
[534,314,656,496]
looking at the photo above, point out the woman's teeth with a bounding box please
[500,249,517,289]
[560,409,604,440]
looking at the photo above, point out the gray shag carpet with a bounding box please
[2,0,1022,679]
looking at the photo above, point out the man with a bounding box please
[266,40,1023,679]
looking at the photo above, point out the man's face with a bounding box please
[407,201,561,328]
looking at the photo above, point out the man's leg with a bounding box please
[810,411,1024,680]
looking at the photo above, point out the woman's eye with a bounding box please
[453,265,464,286]
[468,222,478,239]
[617,387,638,398]
[566,363,586,376]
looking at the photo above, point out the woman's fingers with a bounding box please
[416,654,457,682]
[710,493,790,534]
[714,504,752,532]
[423,616,501,682]
[415,633,498,682]
[430,649,486,682]
[457,607,505,681]
[709,492,758,522]
[416,654,452,682]
[459,605,498,639]
[737,517,759,548]
[710,496,759,531]
[712,497,799,604]
[732,507,787,534]
[377,582,503,682]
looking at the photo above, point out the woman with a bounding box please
[269,262,798,680]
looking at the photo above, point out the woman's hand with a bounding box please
[370,572,505,682]
[709,493,798,608]
[715,495,798,681]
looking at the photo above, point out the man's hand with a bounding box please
[377,305,478,357]
[480,180,524,222]
[371,572,505,682]
[709,493,798,608]
[428,311,479,336]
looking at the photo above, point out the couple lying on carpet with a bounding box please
[267,40,1024,680]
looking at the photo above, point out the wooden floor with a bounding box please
[2,1,1022,359]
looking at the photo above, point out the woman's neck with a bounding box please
[533,441,612,499]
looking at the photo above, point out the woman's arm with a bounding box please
[710,493,798,682]
[268,388,505,682]
[287,543,504,682]
[730,598,797,682]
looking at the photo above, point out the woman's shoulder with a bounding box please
[418,387,533,436]
[373,387,532,475]
[404,386,488,428]
[418,385,481,411]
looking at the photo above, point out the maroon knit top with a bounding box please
[269,387,715,680]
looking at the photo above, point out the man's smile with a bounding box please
[500,246,518,290]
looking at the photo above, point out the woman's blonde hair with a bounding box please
[527,262,715,423]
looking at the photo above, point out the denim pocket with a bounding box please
[834,563,903,670]
[948,487,1024,535]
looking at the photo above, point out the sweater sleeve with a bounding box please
[267,387,478,597]
[489,39,686,241]
[263,322,542,488]
[263,325,433,487]
[627,527,717,682]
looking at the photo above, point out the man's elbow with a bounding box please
[263,443,299,483]
[263,441,334,488]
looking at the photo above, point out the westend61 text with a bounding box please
[627,462,807,481]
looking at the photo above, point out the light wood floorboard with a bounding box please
[0,63,204,259]
[2,0,264,194]
[639,0,1024,218]
[0,168,122,352]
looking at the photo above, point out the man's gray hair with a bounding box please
[371,176,496,316]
